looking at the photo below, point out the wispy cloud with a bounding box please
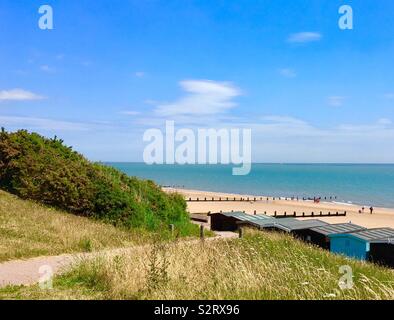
[0,116,89,131]
[154,80,242,116]
[135,71,146,78]
[328,96,346,107]
[0,89,46,101]
[377,118,392,126]
[278,68,297,78]
[383,93,394,100]
[287,32,322,43]
[120,110,141,116]
[40,65,56,73]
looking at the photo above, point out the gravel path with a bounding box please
[0,231,237,288]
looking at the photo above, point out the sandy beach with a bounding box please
[164,188,394,229]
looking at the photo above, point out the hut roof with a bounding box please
[223,212,277,228]
[310,223,366,236]
[273,218,329,232]
[331,228,394,243]
[219,212,328,232]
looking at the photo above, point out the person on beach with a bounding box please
[370,206,374,214]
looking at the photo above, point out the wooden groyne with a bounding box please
[270,211,346,219]
[186,196,338,203]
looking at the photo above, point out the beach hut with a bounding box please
[369,237,394,268]
[329,228,394,264]
[209,212,276,231]
[299,223,366,249]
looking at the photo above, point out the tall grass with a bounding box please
[0,190,208,262]
[4,229,394,300]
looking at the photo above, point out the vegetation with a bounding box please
[0,189,143,262]
[0,129,196,235]
[2,230,394,300]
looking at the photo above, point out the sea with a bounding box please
[108,163,394,208]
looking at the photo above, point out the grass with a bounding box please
[0,190,136,262]
[0,190,209,263]
[2,229,394,300]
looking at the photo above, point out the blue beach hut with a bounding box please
[329,228,394,262]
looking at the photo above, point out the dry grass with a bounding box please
[3,229,394,300]
[0,190,147,262]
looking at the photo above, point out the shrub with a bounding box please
[0,129,190,232]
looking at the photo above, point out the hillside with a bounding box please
[2,229,394,300]
[0,190,143,262]
[0,129,196,235]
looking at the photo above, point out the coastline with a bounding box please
[164,187,394,229]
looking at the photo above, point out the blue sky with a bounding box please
[1,0,394,162]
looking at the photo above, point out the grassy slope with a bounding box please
[2,229,394,300]
[0,190,143,262]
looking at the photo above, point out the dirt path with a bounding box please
[0,232,237,288]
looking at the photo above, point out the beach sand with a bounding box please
[164,188,394,229]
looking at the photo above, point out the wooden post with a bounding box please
[169,224,175,236]
[254,210,257,215]
[294,211,296,217]
[302,212,305,217]
[200,225,205,241]
[239,226,244,239]
[284,211,287,217]
[274,211,277,217]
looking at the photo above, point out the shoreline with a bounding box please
[164,187,394,229]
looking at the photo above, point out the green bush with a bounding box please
[0,129,190,232]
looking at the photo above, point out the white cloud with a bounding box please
[135,71,145,78]
[40,65,56,73]
[383,93,394,100]
[0,89,46,101]
[278,68,297,78]
[261,115,308,126]
[0,116,89,131]
[377,118,392,126]
[288,32,322,43]
[328,96,346,107]
[144,99,159,105]
[155,80,241,116]
[120,110,141,116]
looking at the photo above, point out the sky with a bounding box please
[1,0,394,163]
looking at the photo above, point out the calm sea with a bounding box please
[108,163,394,208]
